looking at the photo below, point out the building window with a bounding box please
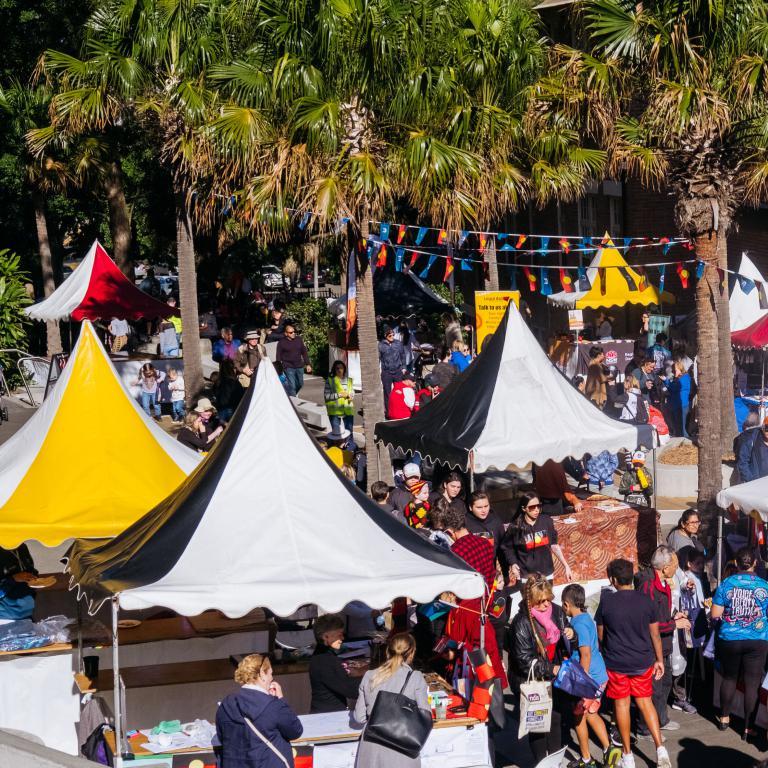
[578,195,597,236]
[609,197,623,237]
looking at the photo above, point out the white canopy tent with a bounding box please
[376,302,647,473]
[66,359,483,763]
[717,477,768,522]
[730,253,768,332]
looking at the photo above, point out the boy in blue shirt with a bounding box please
[563,583,621,768]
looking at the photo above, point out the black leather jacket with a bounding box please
[507,601,568,685]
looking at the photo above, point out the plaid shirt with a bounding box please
[452,533,495,591]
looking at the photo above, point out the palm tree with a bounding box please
[0,81,67,355]
[532,0,768,513]
[40,0,243,403]
[204,0,601,487]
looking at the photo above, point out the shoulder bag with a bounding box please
[362,669,433,758]
[244,717,290,768]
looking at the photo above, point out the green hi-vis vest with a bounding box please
[325,376,354,416]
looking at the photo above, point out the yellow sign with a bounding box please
[474,290,520,351]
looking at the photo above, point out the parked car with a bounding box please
[299,268,326,288]
[261,264,286,289]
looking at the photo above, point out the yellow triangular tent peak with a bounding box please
[0,320,195,547]
[602,232,615,248]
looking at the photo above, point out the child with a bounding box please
[166,368,186,422]
[135,363,164,418]
[619,450,654,504]
[562,583,621,768]
[404,480,431,529]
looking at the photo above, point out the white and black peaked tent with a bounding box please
[65,359,484,618]
[376,301,647,471]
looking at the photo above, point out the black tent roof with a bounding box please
[374,269,451,317]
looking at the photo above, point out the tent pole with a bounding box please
[652,437,658,512]
[469,451,475,493]
[112,596,124,768]
[717,512,723,586]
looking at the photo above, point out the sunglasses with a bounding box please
[526,503,542,511]
[685,519,700,525]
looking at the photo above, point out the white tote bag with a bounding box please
[518,662,554,739]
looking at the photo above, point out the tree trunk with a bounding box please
[175,189,203,407]
[103,160,133,278]
[486,237,499,291]
[716,232,737,452]
[355,216,393,491]
[694,232,723,517]
[32,192,62,356]
[304,241,320,298]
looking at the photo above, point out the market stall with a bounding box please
[25,240,175,322]
[547,240,674,312]
[0,320,200,548]
[375,301,649,473]
[65,359,486,766]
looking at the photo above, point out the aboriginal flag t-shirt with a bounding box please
[713,573,768,642]
[504,514,557,577]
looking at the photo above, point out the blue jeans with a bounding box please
[284,367,305,396]
[171,400,185,421]
[329,414,354,433]
[141,391,160,417]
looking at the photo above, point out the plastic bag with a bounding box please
[670,629,687,676]
[0,615,71,652]
[518,664,553,739]
[553,658,603,700]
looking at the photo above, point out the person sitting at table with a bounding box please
[353,633,430,768]
[532,459,584,517]
[216,653,303,768]
[309,614,361,713]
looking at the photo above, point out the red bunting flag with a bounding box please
[376,244,387,268]
[396,224,407,244]
[522,266,537,290]
[598,267,607,295]
[479,234,488,253]
[676,262,689,289]
[437,229,448,245]
[636,266,648,291]
[559,238,571,254]
[516,235,527,249]
[716,267,726,292]
[408,251,419,269]
[444,256,454,282]
[559,268,574,293]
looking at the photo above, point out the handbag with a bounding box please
[244,717,290,768]
[362,669,433,758]
[518,662,553,739]
[553,658,603,700]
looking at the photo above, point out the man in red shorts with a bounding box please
[595,558,670,768]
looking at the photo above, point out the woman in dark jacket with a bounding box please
[309,614,361,713]
[216,653,303,768]
[507,574,573,763]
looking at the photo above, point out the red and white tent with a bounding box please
[25,240,175,322]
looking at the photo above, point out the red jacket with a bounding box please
[388,381,416,419]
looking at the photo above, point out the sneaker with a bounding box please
[604,745,623,768]
[619,753,636,768]
[567,759,598,768]
[671,700,697,714]
[660,720,680,731]
[609,726,623,747]
[656,746,671,768]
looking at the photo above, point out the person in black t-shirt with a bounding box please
[501,493,573,583]
[595,559,670,768]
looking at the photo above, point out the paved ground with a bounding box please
[3,382,760,767]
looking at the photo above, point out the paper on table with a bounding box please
[560,517,578,524]
[297,710,362,740]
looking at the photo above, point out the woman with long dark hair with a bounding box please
[501,493,573,583]
[712,547,768,740]
[429,471,467,517]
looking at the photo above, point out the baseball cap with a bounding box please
[403,462,421,479]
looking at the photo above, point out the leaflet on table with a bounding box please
[139,719,216,753]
